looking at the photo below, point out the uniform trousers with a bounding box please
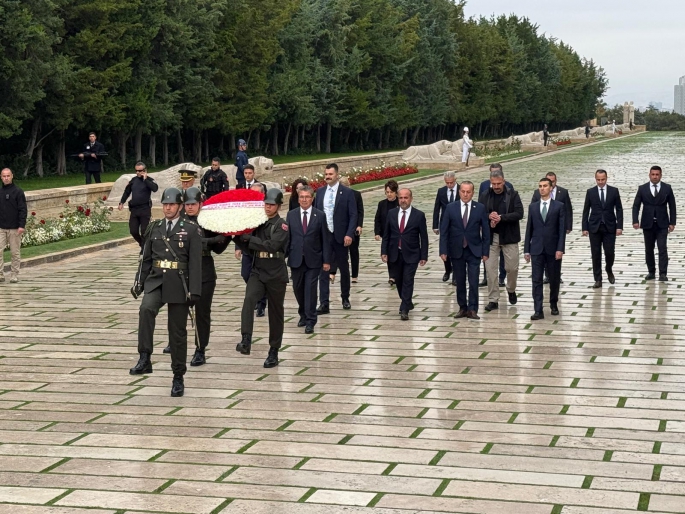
[241,274,286,349]
[291,264,320,326]
[0,228,22,278]
[589,224,616,281]
[195,280,216,350]
[388,251,418,313]
[531,253,560,313]
[643,226,668,275]
[138,288,188,376]
[486,234,519,302]
[241,254,266,310]
[129,206,152,248]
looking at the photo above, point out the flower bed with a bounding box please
[284,163,418,192]
[22,197,112,247]
[550,136,571,146]
[479,140,523,160]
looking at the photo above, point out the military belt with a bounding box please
[153,260,188,270]
[256,252,285,259]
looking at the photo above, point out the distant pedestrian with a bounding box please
[461,127,472,163]
[0,168,27,284]
[543,124,550,146]
[235,139,249,188]
[611,120,616,134]
[79,132,106,184]
[374,180,399,285]
[585,124,591,138]
[200,157,229,199]
[432,171,459,284]
[338,176,363,283]
[118,162,158,250]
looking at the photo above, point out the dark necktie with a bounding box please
[399,210,406,248]
[462,203,468,248]
[167,220,173,237]
[653,184,658,197]
[600,188,605,206]
[302,211,308,234]
[449,189,454,203]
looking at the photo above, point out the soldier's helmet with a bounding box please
[161,187,183,204]
[183,187,204,204]
[264,188,284,205]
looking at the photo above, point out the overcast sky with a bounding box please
[464,0,685,110]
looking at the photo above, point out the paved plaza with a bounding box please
[2,132,685,514]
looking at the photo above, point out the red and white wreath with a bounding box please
[197,189,267,236]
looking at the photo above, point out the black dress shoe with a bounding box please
[659,274,668,282]
[305,325,314,334]
[484,302,498,312]
[607,271,615,284]
[498,281,505,288]
[264,348,279,368]
[297,318,306,327]
[171,375,184,397]
[592,281,602,289]
[543,277,550,285]
[530,312,545,320]
[256,306,266,317]
[162,345,171,354]
[454,309,468,319]
[559,278,564,284]
[466,310,480,320]
[190,350,206,367]
[550,304,559,316]
[400,311,409,321]
[451,280,457,286]
[508,292,517,305]
[129,352,152,375]
[478,279,487,288]
[645,273,656,280]
[316,305,330,314]
[342,300,351,310]
[442,272,450,282]
[236,334,252,355]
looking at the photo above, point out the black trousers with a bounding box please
[241,254,266,310]
[643,226,668,275]
[195,280,216,350]
[129,206,152,248]
[241,274,286,349]
[85,171,101,184]
[138,288,188,376]
[532,253,560,313]
[452,246,481,312]
[319,240,351,306]
[443,256,452,276]
[389,251,418,313]
[589,225,616,281]
[291,264,320,326]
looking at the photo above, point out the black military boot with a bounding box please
[264,347,279,368]
[170,375,184,397]
[190,349,206,366]
[236,334,251,355]
[162,345,171,354]
[129,352,152,375]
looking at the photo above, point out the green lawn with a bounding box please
[3,222,131,262]
[272,149,404,165]
[484,151,536,164]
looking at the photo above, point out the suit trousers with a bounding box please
[291,264,320,326]
[0,228,22,278]
[138,287,189,376]
[319,240,351,306]
[589,225,616,281]
[241,254,266,310]
[241,274,286,349]
[531,253,560,313]
[643,227,668,275]
[389,251,419,313]
[452,246,481,312]
[486,235,519,302]
[129,206,152,248]
[443,254,452,275]
[194,280,216,350]
[85,171,102,184]
[350,234,360,278]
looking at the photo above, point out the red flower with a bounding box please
[59,214,63,218]
[77,206,84,212]
[31,211,36,216]
[40,219,45,224]
[102,196,107,201]
[85,209,91,216]
[65,199,69,204]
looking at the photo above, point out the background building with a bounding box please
[675,76,685,115]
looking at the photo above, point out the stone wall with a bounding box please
[25,184,112,220]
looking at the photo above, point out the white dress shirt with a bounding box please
[461,201,471,219]
[539,199,551,214]
[397,206,412,226]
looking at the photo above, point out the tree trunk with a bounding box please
[23,117,42,177]
[283,122,292,155]
[292,125,299,150]
[148,135,156,167]
[315,124,321,152]
[36,143,44,177]
[255,130,261,151]
[229,133,236,159]
[193,130,202,163]
[325,122,332,153]
[271,123,279,156]
[246,129,253,149]
[135,127,143,162]
[176,129,184,162]
[218,135,224,155]
[118,130,128,167]
[56,130,67,176]
[204,130,209,162]
[163,133,169,166]
[411,127,419,145]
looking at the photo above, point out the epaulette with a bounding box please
[143,219,157,238]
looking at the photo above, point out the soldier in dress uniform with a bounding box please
[235,189,290,368]
[179,169,197,190]
[129,187,202,397]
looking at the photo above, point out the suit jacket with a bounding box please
[582,185,623,233]
[432,185,459,230]
[286,207,331,269]
[351,189,364,228]
[532,186,573,232]
[439,201,490,259]
[632,182,676,230]
[381,207,429,264]
[524,200,566,255]
[314,184,358,244]
[83,141,105,172]
[374,198,399,238]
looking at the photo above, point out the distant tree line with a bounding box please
[601,104,685,131]
[0,0,607,177]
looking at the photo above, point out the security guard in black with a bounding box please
[201,159,230,199]
[119,163,159,248]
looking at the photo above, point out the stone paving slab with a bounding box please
[1,132,685,512]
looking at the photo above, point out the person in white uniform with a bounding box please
[462,127,472,163]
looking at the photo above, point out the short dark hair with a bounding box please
[650,165,662,173]
[539,177,553,186]
[135,161,146,170]
[325,163,339,173]
[89,132,96,136]
[244,164,255,171]
[489,163,503,172]
[385,180,399,193]
[212,157,220,163]
[545,172,557,179]
[595,169,607,176]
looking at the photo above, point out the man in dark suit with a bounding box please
[532,171,572,284]
[79,132,106,184]
[524,178,566,320]
[339,176,364,283]
[582,169,623,288]
[287,186,331,333]
[632,165,676,281]
[381,188,429,320]
[439,181,490,320]
[315,163,358,312]
[433,171,459,284]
